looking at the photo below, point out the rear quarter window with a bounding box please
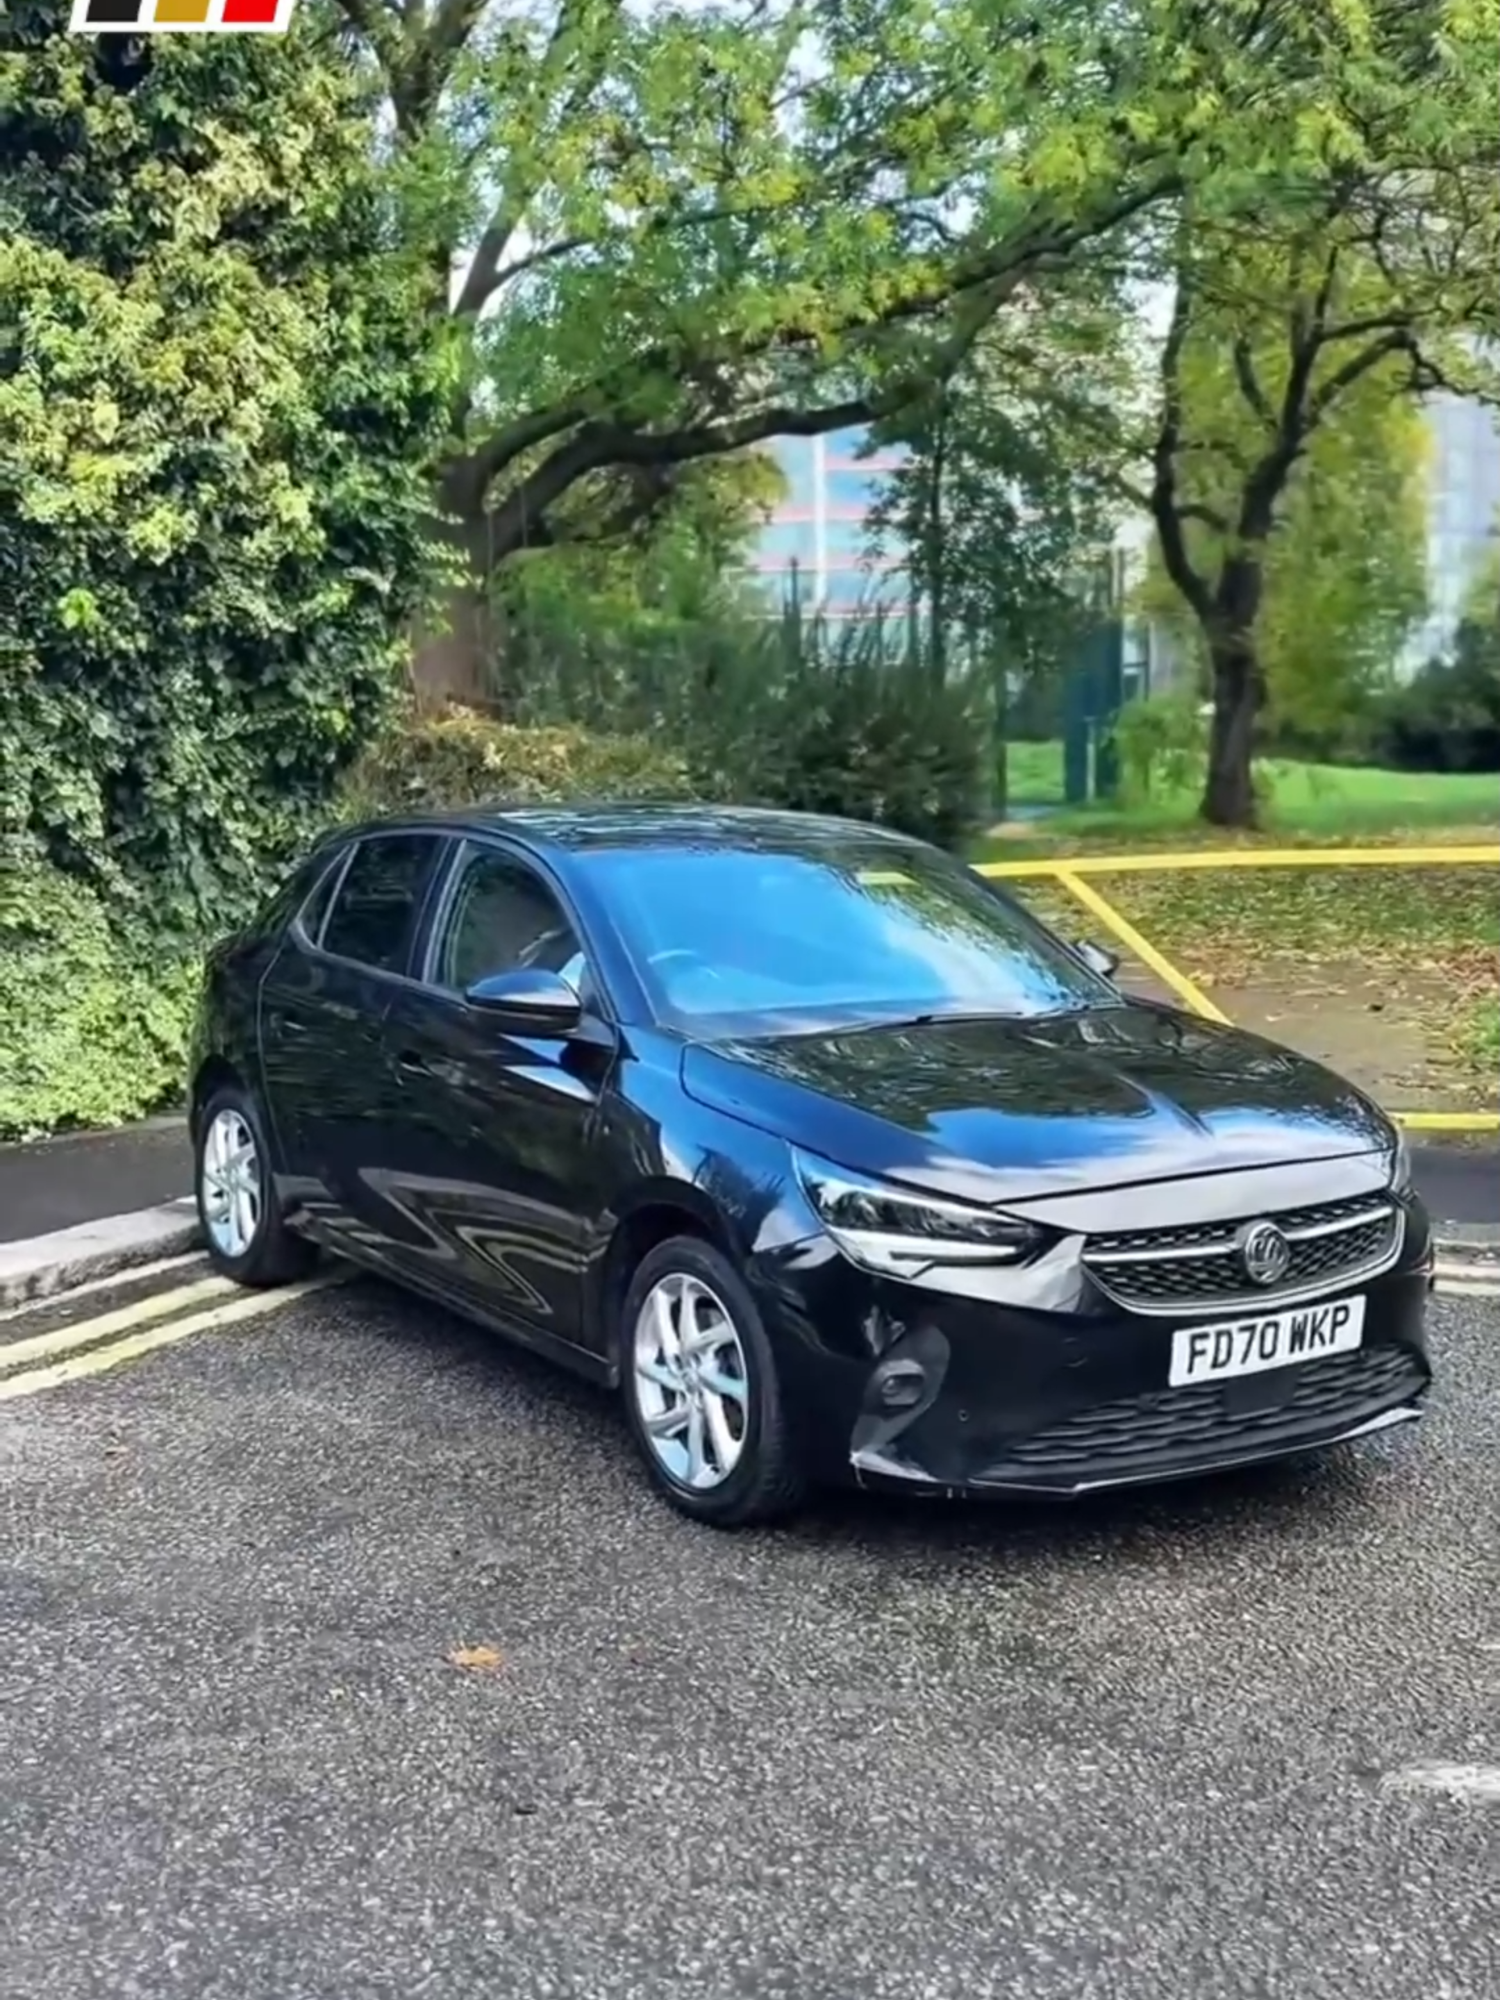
[253,845,349,942]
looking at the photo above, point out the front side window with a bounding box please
[431,845,587,996]
[319,834,437,974]
[575,840,1115,1036]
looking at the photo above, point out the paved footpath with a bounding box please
[0,1117,190,1243]
[2,1263,1497,2000]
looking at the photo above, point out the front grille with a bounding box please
[1084,1195,1401,1313]
[990,1344,1427,1480]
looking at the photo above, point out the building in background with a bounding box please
[749,428,912,619]
[1408,392,1500,666]
[750,389,1499,677]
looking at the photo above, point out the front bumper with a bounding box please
[762,1250,1434,1501]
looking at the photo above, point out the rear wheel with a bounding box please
[195,1083,317,1288]
[620,1236,807,1528]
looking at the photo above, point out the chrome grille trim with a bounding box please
[1083,1197,1404,1316]
[1087,1202,1395,1266]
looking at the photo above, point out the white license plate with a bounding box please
[1169,1294,1366,1388]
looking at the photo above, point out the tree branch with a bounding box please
[453,168,1181,510]
[479,397,875,565]
[1149,263,1215,624]
[454,233,590,319]
[1230,336,1275,430]
[452,0,627,317]
[1306,328,1415,425]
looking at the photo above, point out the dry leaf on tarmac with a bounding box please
[447,1643,505,1673]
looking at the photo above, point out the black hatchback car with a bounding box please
[188,804,1433,1526]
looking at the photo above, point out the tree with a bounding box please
[2,8,446,924]
[1378,551,1500,773]
[325,0,1487,701]
[1135,355,1431,745]
[1134,88,1499,824]
[870,270,1129,657]
[863,275,1128,805]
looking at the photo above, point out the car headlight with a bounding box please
[792,1149,1042,1277]
[1389,1127,1413,1193]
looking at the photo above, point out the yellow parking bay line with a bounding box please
[1390,1109,1500,1132]
[0,1274,235,1373]
[1051,866,1232,1024]
[0,1273,341,1402]
[975,844,1500,880]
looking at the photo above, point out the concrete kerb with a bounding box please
[0,1204,202,1314]
[1434,1222,1500,1272]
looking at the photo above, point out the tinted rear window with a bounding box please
[254,845,346,940]
[319,834,439,974]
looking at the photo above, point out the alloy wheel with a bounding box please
[200,1106,262,1260]
[632,1271,750,1490]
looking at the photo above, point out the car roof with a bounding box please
[344,802,920,857]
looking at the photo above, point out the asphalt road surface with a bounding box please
[2,1269,1497,2000]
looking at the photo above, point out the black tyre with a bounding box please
[619,1235,807,1528]
[194,1082,317,1288]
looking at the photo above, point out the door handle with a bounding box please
[275,1010,309,1037]
[394,1050,432,1078]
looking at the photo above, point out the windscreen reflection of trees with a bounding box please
[592,846,1111,1019]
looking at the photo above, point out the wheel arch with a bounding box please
[189,1055,244,1142]
[591,1181,741,1376]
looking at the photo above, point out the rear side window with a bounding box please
[295,849,348,944]
[319,834,438,974]
[253,845,345,940]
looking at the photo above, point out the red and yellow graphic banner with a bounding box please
[71,0,295,29]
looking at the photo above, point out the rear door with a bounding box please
[374,837,616,1357]
[258,830,444,1252]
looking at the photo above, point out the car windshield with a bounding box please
[577,838,1118,1036]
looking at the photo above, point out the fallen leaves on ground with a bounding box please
[447,1643,505,1674]
[1011,852,1498,1098]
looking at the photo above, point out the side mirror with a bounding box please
[463,967,582,1036]
[1076,939,1120,981]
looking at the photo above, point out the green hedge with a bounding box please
[0,713,695,1141]
[0,849,200,1141]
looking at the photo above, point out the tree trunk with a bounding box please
[1200,635,1261,827]
[408,486,504,712]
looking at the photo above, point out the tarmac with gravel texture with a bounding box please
[2,1267,1497,2000]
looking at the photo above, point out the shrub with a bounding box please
[3,20,443,933]
[1108,692,1207,801]
[0,848,199,1141]
[1372,624,1500,773]
[342,707,697,816]
[717,647,990,849]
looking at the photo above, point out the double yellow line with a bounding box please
[0,1261,339,1402]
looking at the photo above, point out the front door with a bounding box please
[374,840,616,1358]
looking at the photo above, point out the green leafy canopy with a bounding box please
[2,9,448,927]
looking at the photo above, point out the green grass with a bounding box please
[994,742,1500,838]
[1003,738,1067,807]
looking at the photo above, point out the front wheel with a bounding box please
[620,1236,808,1528]
[195,1083,317,1288]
